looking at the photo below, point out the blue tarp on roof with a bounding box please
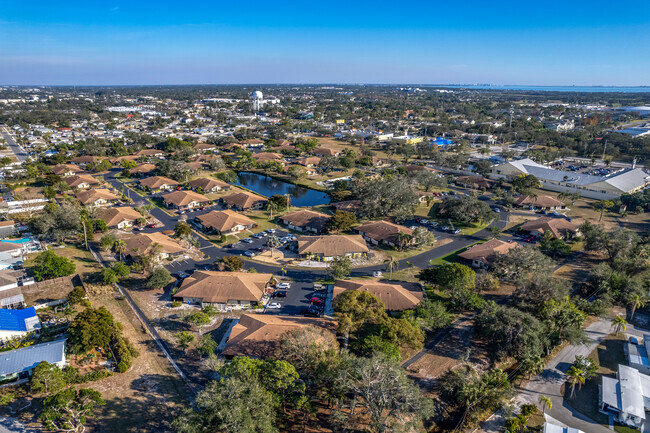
[0,307,39,332]
[430,137,454,146]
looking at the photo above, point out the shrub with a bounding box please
[0,392,15,405]
[171,301,182,308]
[67,286,86,305]
[117,361,129,373]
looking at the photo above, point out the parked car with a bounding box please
[301,307,320,317]
[373,271,383,278]
[178,271,189,279]
[243,251,255,257]
[452,229,462,234]
[274,290,287,298]
[266,228,276,233]
[493,208,501,213]
[310,297,323,304]
[524,236,535,243]
[267,302,282,309]
[276,282,291,289]
[148,224,156,228]
[242,238,253,243]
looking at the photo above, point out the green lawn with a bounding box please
[385,266,421,283]
[428,242,482,266]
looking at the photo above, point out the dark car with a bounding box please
[301,307,320,317]
[274,290,287,298]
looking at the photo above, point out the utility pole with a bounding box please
[601,139,608,161]
[509,105,514,128]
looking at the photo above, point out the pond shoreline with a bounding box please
[232,171,331,207]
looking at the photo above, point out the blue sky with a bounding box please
[1,1,648,85]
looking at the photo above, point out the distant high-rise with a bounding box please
[252,90,263,112]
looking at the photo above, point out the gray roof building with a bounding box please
[0,339,66,379]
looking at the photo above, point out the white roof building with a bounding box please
[543,422,584,433]
[600,364,650,429]
[490,158,650,199]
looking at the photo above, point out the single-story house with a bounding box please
[333,279,424,312]
[331,200,362,214]
[514,195,565,210]
[162,190,211,210]
[314,148,339,157]
[220,191,268,211]
[0,307,41,340]
[196,210,256,235]
[458,239,519,269]
[455,175,496,189]
[51,164,84,177]
[122,232,185,261]
[600,364,650,429]
[296,235,369,261]
[134,149,165,158]
[543,423,584,433]
[239,139,264,148]
[222,314,337,359]
[0,339,66,382]
[69,155,102,168]
[296,156,321,167]
[0,287,26,309]
[129,163,157,177]
[138,176,179,192]
[193,143,217,153]
[75,188,120,206]
[97,206,143,229]
[188,177,230,193]
[355,220,414,248]
[63,174,100,190]
[520,217,580,239]
[280,209,331,234]
[173,271,273,310]
[252,152,284,164]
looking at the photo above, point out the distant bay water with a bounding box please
[426,85,650,93]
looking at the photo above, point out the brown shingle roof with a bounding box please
[280,210,330,232]
[97,206,142,227]
[221,191,268,209]
[63,175,100,188]
[521,217,580,239]
[297,235,368,257]
[130,163,157,174]
[223,314,337,358]
[515,195,563,208]
[162,190,210,207]
[333,279,424,311]
[458,239,519,265]
[134,149,164,157]
[174,271,272,304]
[75,188,119,205]
[51,164,83,176]
[138,176,179,189]
[355,220,414,243]
[122,232,184,256]
[188,177,229,191]
[252,152,283,161]
[197,210,255,232]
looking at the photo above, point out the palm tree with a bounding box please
[612,315,627,335]
[113,239,127,261]
[566,366,585,398]
[384,256,399,279]
[266,235,280,259]
[630,294,647,320]
[395,232,411,251]
[267,201,280,220]
[539,395,552,414]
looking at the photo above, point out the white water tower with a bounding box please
[252,90,263,112]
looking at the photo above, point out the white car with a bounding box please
[276,282,291,289]
[267,302,282,309]
[266,229,276,233]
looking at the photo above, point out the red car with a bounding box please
[148,224,156,228]
[524,237,534,243]
[310,297,323,304]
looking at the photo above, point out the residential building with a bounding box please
[314,148,339,157]
[599,364,650,429]
[162,190,210,210]
[333,279,424,312]
[188,177,230,193]
[0,307,41,340]
[97,206,143,229]
[252,152,284,164]
[0,339,66,382]
[520,217,580,239]
[543,423,584,433]
[514,195,565,210]
[75,188,119,206]
[296,156,321,167]
[331,200,362,214]
[296,235,368,261]
[138,176,179,192]
[220,191,268,211]
[489,158,650,199]
[196,210,256,235]
[129,163,157,177]
[458,239,519,269]
[173,271,273,310]
[134,149,164,158]
[280,209,331,234]
[223,314,337,359]
[0,287,25,309]
[69,155,101,167]
[122,232,185,261]
[355,220,414,248]
[51,164,84,177]
[193,143,217,153]
[455,175,496,189]
[63,174,100,190]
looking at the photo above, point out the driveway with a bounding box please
[516,318,614,433]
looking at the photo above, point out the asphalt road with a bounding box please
[0,126,28,163]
